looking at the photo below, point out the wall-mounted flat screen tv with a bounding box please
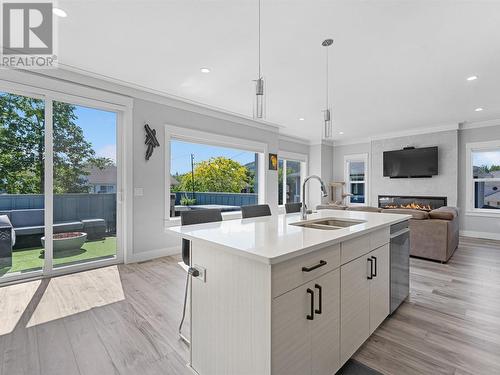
[383,146,438,178]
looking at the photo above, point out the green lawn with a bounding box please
[0,237,117,276]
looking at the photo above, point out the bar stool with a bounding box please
[241,204,271,218]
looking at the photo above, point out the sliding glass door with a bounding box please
[52,101,118,268]
[0,86,124,283]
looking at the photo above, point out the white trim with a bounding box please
[127,246,181,263]
[164,124,268,223]
[44,97,54,274]
[277,151,308,206]
[344,153,369,206]
[333,123,459,146]
[460,119,500,130]
[465,140,500,216]
[460,230,500,241]
[278,134,310,146]
[278,150,308,163]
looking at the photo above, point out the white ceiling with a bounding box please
[57,0,500,143]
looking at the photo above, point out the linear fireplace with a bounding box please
[378,195,447,211]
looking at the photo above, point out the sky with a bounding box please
[473,150,500,167]
[171,140,256,175]
[73,105,117,162]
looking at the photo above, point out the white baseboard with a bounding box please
[460,230,500,241]
[126,246,180,263]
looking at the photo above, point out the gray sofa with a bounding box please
[316,204,459,263]
[0,209,106,249]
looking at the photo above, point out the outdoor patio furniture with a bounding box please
[82,219,106,240]
[0,215,13,267]
[241,204,271,218]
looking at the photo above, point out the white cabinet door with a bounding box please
[311,269,341,375]
[272,284,312,375]
[369,244,390,334]
[340,255,371,365]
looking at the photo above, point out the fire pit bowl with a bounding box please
[41,232,87,253]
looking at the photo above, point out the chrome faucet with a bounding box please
[301,175,328,219]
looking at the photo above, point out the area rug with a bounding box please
[337,359,382,375]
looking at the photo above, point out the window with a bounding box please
[278,158,305,205]
[467,141,500,214]
[344,154,368,205]
[165,126,265,218]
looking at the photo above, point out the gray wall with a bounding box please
[333,131,458,207]
[308,143,334,208]
[371,130,458,207]
[333,127,500,238]
[458,124,500,237]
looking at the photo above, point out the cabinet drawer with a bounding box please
[370,227,390,250]
[272,244,340,298]
[341,228,390,264]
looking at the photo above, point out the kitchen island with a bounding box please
[168,209,411,375]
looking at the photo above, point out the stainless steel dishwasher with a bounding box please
[390,220,410,314]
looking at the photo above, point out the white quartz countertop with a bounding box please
[168,209,411,265]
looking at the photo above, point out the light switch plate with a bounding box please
[193,264,206,282]
[134,188,144,196]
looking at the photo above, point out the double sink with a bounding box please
[290,217,366,230]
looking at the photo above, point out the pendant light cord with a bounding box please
[258,0,262,79]
[326,46,329,107]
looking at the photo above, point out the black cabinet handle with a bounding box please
[315,284,322,314]
[306,288,314,320]
[302,260,327,272]
[367,258,373,280]
[371,256,377,277]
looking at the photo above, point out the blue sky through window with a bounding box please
[171,140,256,175]
[473,150,500,168]
[74,105,117,162]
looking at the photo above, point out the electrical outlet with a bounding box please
[193,264,206,282]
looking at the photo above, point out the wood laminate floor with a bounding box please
[0,236,498,375]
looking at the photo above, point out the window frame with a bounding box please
[466,140,500,217]
[164,124,268,225]
[0,79,133,284]
[277,151,308,207]
[344,153,369,206]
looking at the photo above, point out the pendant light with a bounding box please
[322,38,333,138]
[253,0,265,119]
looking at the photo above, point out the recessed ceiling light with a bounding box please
[475,107,483,112]
[53,8,67,17]
[467,75,478,81]
[339,131,344,135]
[200,68,211,73]
[299,117,305,121]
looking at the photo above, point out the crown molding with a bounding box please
[333,123,459,146]
[15,65,282,134]
[459,119,500,130]
[278,134,310,146]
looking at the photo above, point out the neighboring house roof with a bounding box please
[485,190,500,204]
[87,165,117,185]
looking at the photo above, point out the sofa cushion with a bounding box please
[346,206,382,213]
[316,204,347,210]
[382,208,430,220]
[10,209,44,228]
[429,207,458,221]
[14,225,45,236]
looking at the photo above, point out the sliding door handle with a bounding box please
[306,288,314,320]
[367,258,373,280]
[314,284,322,314]
[371,256,377,277]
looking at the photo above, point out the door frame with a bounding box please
[0,79,133,284]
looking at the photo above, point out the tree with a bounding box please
[175,157,250,193]
[0,93,105,194]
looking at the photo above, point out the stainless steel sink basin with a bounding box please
[290,217,366,230]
